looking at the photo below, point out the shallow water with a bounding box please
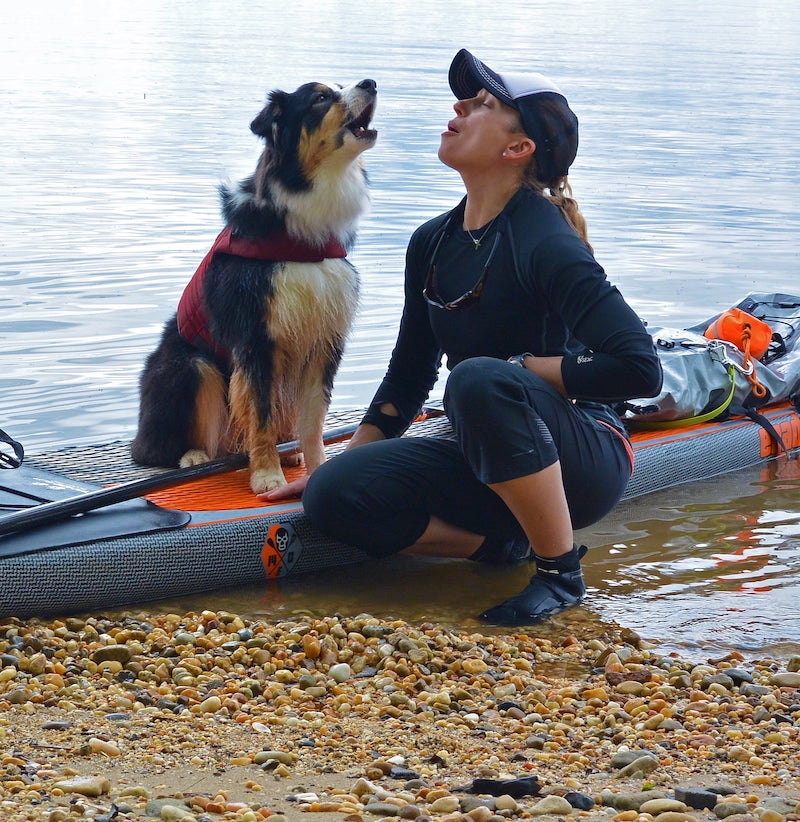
[1,0,799,655]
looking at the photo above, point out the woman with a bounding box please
[267,49,662,624]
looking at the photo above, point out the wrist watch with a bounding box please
[507,352,534,368]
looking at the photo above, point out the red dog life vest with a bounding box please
[177,226,347,363]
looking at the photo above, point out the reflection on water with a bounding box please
[1,0,799,654]
[584,457,800,657]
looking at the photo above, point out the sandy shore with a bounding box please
[1,609,798,822]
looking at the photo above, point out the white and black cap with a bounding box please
[448,48,579,183]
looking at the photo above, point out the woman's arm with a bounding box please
[535,233,662,402]
[360,226,443,436]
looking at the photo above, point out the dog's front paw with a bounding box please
[179,449,212,467]
[250,468,287,495]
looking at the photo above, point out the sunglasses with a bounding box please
[423,227,502,311]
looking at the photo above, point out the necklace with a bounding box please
[464,216,497,250]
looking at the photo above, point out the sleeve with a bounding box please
[533,233,663,402]
[360,226,443,437]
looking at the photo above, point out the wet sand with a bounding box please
[1,609,798,822]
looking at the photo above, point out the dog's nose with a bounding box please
[357,79,377,94]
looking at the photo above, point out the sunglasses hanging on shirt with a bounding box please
[423,220,503,311]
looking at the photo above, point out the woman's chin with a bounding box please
[437,141,458,169]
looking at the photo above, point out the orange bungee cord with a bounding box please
[705,308,771,399]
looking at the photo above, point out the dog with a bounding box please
[131,78,377,494]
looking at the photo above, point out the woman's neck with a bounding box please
[461,178,522,230]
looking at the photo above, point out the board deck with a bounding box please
[1,402,798,618]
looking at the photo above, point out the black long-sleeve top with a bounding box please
[363,186,662,437]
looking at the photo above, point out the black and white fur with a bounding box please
[131,79,377,493]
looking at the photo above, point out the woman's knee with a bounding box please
[445,357,506,418]
[445,356,553,422]
[303,458,348,532]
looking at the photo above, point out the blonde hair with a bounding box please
[524,167,592,253]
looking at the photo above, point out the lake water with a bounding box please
[1,0,799,657]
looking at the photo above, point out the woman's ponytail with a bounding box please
[545,178,592,253]
[522,163,592,252]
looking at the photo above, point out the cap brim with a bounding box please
[449,49,515,107]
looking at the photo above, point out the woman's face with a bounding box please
[438,89,523,172]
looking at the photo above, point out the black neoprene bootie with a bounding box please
[469,533,533,565]
[480,545,587,625]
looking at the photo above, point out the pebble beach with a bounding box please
[1,609,798,822]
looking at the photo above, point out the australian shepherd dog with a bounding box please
[131,79,377,494]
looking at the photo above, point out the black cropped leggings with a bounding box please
[304,357,633,558]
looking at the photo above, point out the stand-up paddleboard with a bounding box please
[1,399,798,619]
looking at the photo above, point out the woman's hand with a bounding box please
[258,475,308,501]
[257,421,388,502]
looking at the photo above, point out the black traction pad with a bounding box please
[0,464,190,558]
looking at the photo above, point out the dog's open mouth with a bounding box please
[346,102,377,141]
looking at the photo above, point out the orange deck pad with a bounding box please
[142,403,799,513]
[145,464,306,511]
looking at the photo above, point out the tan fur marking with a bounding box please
[187,359,229,459]
[229,361,287,493]
[298,103,348,180]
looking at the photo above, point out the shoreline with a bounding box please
[1,610,798,822]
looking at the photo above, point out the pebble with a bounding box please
[494,794,519,812]
[714,802,751,818]
[757,796,797,815]
[196,694,221,713]
[41,720,72,730]
[616,755,660,777]
[429,795,460,813]
[608,791,667,811]
[724,668,754,686]
[0,611,798,822]
[564,791,595,810]
[254,749,293,766]
[364,801,402,816]
[329,662,352,682]
[610,750,659,768]
[91,645,132,665]
[89,737,121,756]
[460,797,495,813]
[675,786,719,810]
[770,671,800,687]
[530,795,572,815]
[640,798,688,814]
[160,805,196,822]
[52,776,111,797]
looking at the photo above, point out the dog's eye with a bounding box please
[314,90,333,104]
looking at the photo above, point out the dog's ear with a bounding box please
[250,89,289,143]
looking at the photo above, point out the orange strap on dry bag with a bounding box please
[704,308,771,398]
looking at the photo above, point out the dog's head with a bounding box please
[250,80,377,192]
